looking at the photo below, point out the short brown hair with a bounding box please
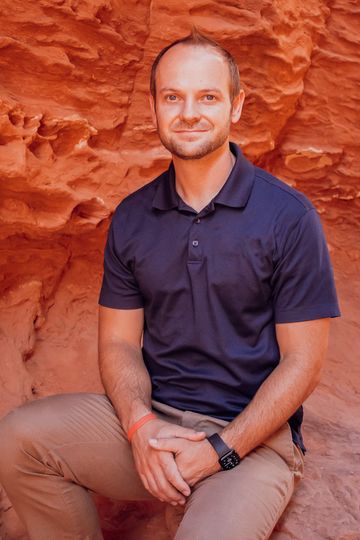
[150,28,241,102]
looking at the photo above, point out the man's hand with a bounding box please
[148,435,220,487]
[131,419,206,505]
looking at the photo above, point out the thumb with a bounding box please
[172,426,207,441]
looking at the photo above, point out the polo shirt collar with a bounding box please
[152,141,255,211]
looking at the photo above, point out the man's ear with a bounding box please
[149,95,158,128]
[230,89,245,124]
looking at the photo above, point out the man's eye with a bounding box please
[166,95,178,101]
[204,95,216,101]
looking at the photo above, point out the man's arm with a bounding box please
[219,317,329,455]
[98,304,151,431]
[149,317,330,485]
[98,305,206,504]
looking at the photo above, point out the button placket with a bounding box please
[188,216,203,261]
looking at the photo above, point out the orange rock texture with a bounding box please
[0,1,359,539]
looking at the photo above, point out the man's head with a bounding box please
[149,29,245,160]
[150,29,241,104]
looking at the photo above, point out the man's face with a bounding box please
[150,44,244,160]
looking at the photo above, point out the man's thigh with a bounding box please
[0,392,153,501]
[172,423,304,540]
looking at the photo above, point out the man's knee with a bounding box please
[0,401,49,477]
[0,409,25,479]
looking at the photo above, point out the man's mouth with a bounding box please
[173,129,208,133]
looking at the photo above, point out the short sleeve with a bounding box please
[98,217,144,309]
[272,208,341,323]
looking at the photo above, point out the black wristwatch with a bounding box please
[207,433,241,470]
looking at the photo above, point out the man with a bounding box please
[0,30,340,540]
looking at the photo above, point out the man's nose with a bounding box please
[179,97,200,124]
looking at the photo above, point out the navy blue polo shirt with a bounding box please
[99,141,341,452]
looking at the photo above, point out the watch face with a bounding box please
[220,450,241,470]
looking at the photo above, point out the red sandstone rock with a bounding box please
[0,1,359,539]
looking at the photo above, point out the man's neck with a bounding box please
[172,140,235,214]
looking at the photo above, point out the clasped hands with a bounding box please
[130,418,220,506]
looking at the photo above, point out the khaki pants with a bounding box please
[0,392,304,540]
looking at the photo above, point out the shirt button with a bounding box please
[195,218,201,223]
[192,240,199,247]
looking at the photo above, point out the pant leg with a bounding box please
[0,392,153,540]
[169,411,304,540]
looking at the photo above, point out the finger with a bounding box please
[139,472,150,492]
[135,453,184,504]
[172,427,207,441]
[139,472,158,500]
[161,453,191,497]
[145,471,164,500]
[183,430,206,441]
[138,464,166,502]
[148,438,179,452]
[152,467,186,505]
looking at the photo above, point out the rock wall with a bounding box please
[0,1,359,539]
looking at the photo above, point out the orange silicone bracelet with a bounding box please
[127,412,157,442]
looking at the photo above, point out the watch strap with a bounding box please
[207,432,231,458]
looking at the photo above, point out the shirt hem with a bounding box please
[275,304,341,323]
[98,295,144,309]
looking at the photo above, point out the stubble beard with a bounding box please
[157,121,232,161]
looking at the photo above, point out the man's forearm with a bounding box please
[99,340,152,432]
[220,352,323,458]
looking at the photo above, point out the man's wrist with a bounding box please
[123,401,153,432]
[127,412,157,441]
[206,432,241,470]
[200,439,222,474]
